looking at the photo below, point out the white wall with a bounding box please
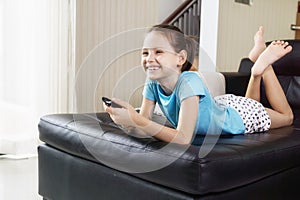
[199,0,298,72]
[74,0,158,112]
[157,0,185,22]
[217,0,299,71]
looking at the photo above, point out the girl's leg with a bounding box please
[246,40,293,128]
[245,26,266,102]
[263,67,294,128]
[248,26,266,63]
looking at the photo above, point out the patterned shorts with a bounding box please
[214,94,271,134]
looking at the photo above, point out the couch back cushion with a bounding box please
[199,71,225,97]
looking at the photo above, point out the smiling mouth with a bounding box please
[147,66,160,71]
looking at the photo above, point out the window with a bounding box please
[0,0,71,153]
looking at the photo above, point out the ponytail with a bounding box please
[181,35,198,72]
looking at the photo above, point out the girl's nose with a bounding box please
[146,52,155,62]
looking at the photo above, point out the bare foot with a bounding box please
[251,40,292,76]
[248,26,266,62]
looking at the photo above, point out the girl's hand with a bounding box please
[102,102,109,111]
[105,98,138,129]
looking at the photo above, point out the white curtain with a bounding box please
[0,0,71,152]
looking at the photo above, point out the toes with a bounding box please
[280,41,292,52]
[285,45,293,53]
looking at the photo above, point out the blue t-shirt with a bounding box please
[142,71,245,135]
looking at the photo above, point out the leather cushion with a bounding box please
[39,112,300,195]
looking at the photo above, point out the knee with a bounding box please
[285,112,294,126]
[267,108,294,128]
[286,112,294,126]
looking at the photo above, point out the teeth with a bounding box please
[147,66,159,70]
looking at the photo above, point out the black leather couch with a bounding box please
[38,40,300,200]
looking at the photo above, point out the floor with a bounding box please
[0,154,42,200]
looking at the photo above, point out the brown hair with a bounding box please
[147,24,197,72]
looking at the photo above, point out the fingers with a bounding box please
[103,102,109,110]
[112,98,128,109]
[103,102,113,115]
[103,98,125,113]
[105,98,134,119]
[105,98,130,115]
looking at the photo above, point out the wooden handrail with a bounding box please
[161,0,201,39]
[162,0,194,24]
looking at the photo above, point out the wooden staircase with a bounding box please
[162,0,201,39]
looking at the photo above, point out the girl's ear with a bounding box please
[178,50,187,65]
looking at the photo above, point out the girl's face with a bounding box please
[141,31,184,81]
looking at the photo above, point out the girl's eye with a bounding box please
[142,51,148,56]
[156,50,163,54]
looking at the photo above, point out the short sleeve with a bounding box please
[177,72,206,102]
[142,79,156,101]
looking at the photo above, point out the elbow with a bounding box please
[178,140,192,145]
[173,134,193,145]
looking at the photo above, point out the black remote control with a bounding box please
[102,97,122,108]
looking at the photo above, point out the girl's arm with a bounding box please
[106,96,199,144]
[139,97,155,119]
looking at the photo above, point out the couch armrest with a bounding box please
[221,72,250,96]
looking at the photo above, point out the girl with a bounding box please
[105,24,293,145]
